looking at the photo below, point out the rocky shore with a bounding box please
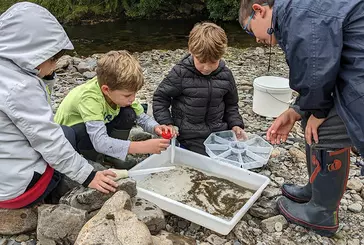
[1,47,363,245]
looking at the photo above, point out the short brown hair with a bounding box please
[188,22,228,63]
[239,0,274,27]
[96,50,144,92]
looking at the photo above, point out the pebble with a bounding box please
[348,203,363,213]
[15,235,30,242]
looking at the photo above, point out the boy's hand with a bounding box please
[88,170,118,194]
[141,138,170,154]
[267,108,301,144]
[232,126,248,140]
[154,125,178,137]
[305,115,326,145]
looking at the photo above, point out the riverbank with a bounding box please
[1,47,363,245]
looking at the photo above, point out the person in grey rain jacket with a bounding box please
[239,0,364,237]
[0,2,117,209]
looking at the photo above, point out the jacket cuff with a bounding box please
[158,119,174,126]
[289,104,306,119]
[310,109,330,119]
[229,121,245,130]
[82,171,97,187]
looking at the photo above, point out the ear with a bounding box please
[252,4,267,18]
[100,84,110,95]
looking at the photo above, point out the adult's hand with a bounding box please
[266,108,301,144]
[305,114,326,145]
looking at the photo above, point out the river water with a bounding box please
[64,18,258,56]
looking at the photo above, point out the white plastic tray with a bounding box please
[204,130,273,169]
[131,147,270,235]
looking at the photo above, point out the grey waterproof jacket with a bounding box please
[273,0,364,155]
[0,2,93,201]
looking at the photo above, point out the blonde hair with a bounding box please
[188,22,228,63]
[96,50,144,91]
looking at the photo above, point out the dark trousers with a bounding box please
[71,107,137,162]
[301,105,352,150]
[179,138,209,156]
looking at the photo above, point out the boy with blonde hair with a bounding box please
[153,22,245,155]
[55,50,172,169]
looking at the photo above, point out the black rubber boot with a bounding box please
[79,149,105,163]
[277,147,350,237]
[104,155,138,170]
[281,144,312,203]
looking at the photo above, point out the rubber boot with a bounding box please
[277,147,350,237]
[281,144,312,203]
[79,149,105,163]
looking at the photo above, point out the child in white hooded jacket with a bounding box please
[0,2,117,209]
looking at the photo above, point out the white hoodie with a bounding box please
[0,2,93,201]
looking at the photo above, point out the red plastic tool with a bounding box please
[161,131,172,139]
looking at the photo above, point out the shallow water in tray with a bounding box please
[138,165,254,220]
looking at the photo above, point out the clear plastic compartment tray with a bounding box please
[204,130,273,169]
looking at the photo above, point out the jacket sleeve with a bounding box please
[153,66,182,125]
[224,71,244,129]
[282,10,342,118]
[5,78,94,184]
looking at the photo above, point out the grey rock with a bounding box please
[76,62,91,73]
[347,178,363,192]
[0,208,37,235]
[76,58,97,73]
[82,71,96,79]
[75,191,152,245]
[15,234,29,242]
[188,223,201,231]
[60,178,136,211]
[249,197,279,219]
[37,204,87,245]
[263,187,281,198]
[131,197,166,235]
[261,215,288,233]
[178,220,189,229]
[206,234,227,245]
[348,203,362,213]
[56,55,73,70]
[152,231,196,245]
[233,221,256,245]
[288,147,306,162]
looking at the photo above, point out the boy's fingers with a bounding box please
[160,139,170,144]
[103,170,117,177]
[102,176,118,188]
[100,181,116,193]
[97,185,109,194]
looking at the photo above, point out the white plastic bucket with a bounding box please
[253,76,292,118]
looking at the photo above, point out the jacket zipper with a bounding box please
[205,78,212,133]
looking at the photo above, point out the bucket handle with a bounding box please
[267,91,295,105]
